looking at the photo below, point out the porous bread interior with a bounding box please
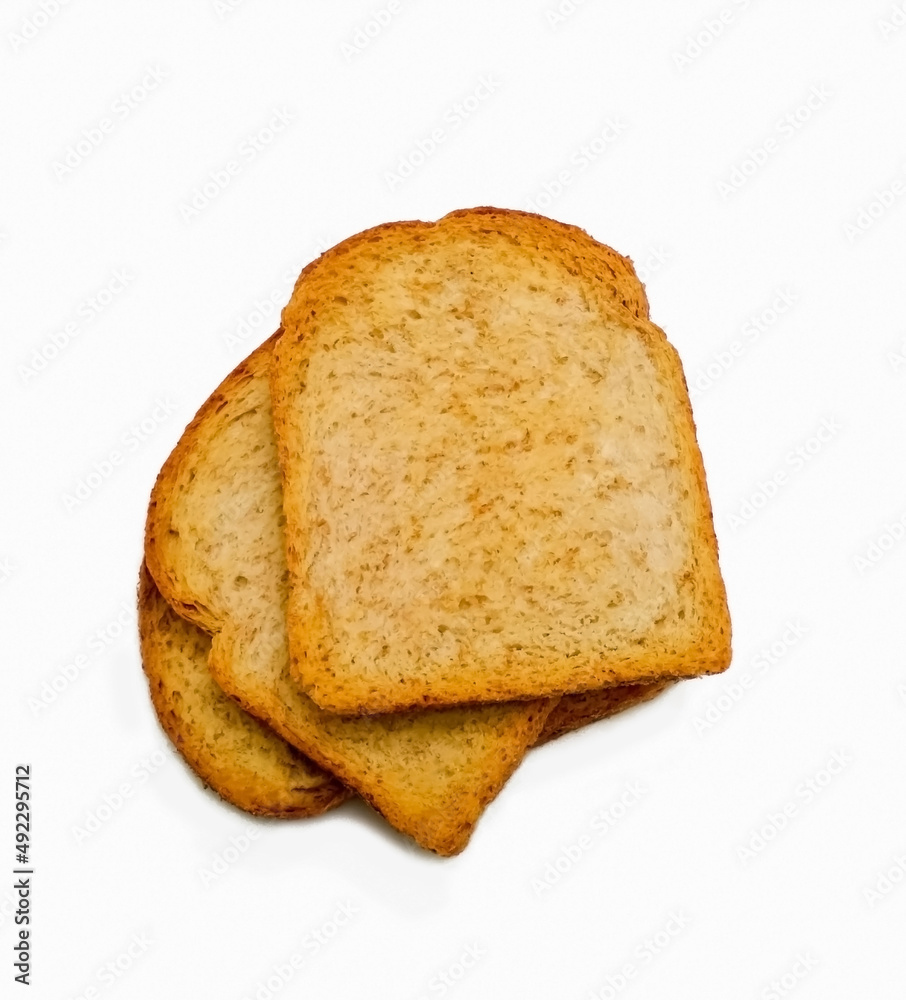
[144,337,551,855]
[137,563,347,817]
[275,209,731,713]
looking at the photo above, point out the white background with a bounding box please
[2,1,905,997]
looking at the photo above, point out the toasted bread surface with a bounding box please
[273,207,731,713]
[144,337,551,855]
[137,562,348,817]
[141,555,667,814]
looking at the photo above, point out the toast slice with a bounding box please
[137,562,348,817]
[145,336,552,855]
[272,206,731,714]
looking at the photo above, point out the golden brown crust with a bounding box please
[144,333,280,633]
[137,562,349,818]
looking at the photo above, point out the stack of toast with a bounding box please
[140,207,731,855]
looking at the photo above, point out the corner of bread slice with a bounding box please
[335,698,554,856]
[211,614,553,855]
[138,564,348,818]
